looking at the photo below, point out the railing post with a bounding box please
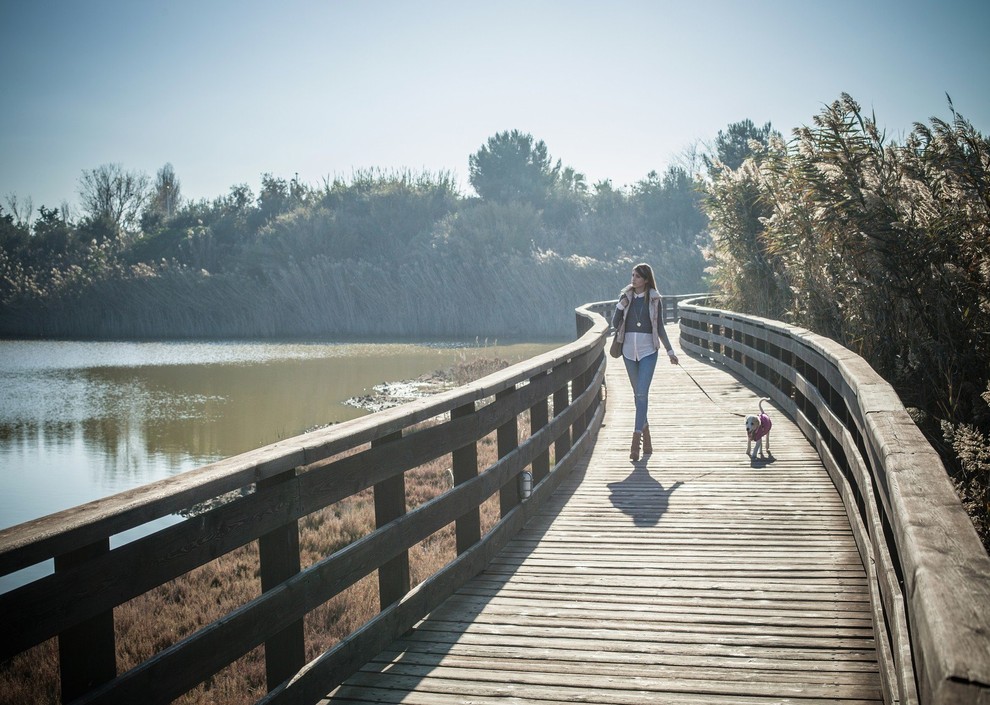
[56,540,116,703]
[258,468,304,690]
[451,402,480,553]
[572,369,590,439]
[553,383,571,463]
[373,431,409,608]
[530,387,551,484]
[586,350,604,431]
[496,388,520,518]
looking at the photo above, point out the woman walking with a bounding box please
[611,263,679,460]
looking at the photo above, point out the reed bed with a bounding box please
[1,250,656,340]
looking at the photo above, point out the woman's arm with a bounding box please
[611,306,624,330]
[656,307,679,363]
[611,295,628,330]
[657,324,674,353]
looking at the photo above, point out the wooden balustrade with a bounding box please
[0,303,609,705]
[5,291,987,705]
[677,296,990,705]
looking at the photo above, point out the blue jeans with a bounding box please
[623,351,658,433]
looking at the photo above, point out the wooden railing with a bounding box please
[677,296,990,705]
[0,303,609,705]
[585,291,707,328]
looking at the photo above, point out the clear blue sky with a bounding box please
[2,0,988,216]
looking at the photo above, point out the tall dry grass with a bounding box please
[1,249,635,340]
[0,357,526,705]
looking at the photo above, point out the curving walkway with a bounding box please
[322,324,882,704]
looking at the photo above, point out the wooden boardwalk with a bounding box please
[323,325,882,704]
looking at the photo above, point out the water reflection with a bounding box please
[0,339,559,532]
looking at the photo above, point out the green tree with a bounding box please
[705,119,779,173]
[312,169,460,260]
[150,163,182,219]
[542,166,590,232]
[435,201,540,256]
[33,205,76,261]
[141,163,183,233]
[632,166,708,246]
[0,205,30,255]
[256,173,294,226]
[468,130,560,207]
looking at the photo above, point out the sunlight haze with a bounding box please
[2,0,988,214]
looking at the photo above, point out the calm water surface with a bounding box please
[0,338,558,590]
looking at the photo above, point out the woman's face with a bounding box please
[631,269,647,290]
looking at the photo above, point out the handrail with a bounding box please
[677,296,990,705]
[0,303,609,704]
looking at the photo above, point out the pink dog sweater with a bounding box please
[751,413,772,441]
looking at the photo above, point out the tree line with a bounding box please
[0,129,712,340]
[2,99,986,544]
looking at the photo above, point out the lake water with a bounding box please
[0,338,559,590]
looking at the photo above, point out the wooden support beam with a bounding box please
[373,431,409,609]
[451,402,480,554]
[258,468,304,690]
[56,539,116,703]
[496,387,519,518]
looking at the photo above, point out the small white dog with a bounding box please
[746,399,773,460]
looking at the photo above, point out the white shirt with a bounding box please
[617,293,658,361]
[615,292,674,361]
[622,331,658,361]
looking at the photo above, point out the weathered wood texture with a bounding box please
[0,305,609,705]
[321,323,884,704]
[678,299,990,705]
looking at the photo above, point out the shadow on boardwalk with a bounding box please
[608,464,683,527]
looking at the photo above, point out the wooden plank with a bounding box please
[680,302,990,705]
[319,325,885,704]
[375,642,881,675]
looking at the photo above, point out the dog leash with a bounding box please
[677,363,747,418]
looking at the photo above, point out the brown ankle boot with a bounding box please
[630,432,641,461]
[641,424,653,455]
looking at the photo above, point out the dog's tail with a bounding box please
[758,398,770,413]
